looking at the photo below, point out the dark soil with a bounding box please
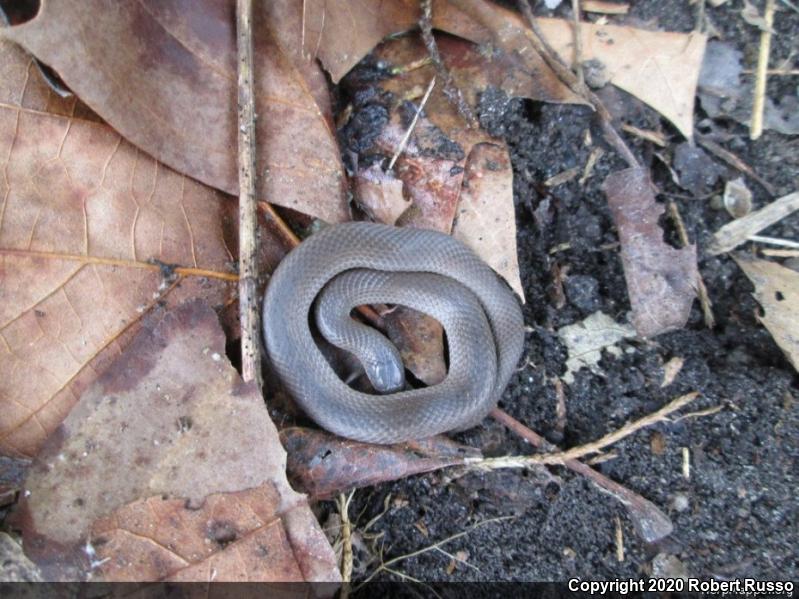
[337,0,799,584]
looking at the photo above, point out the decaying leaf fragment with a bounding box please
[558,311,638,384]
[602,167,699,337]
[0,0,349,223]
[12,301,340,582]
[734,257,799,372]
[281,428,480,500]
[0,39,236,458]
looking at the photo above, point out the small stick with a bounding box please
[571,0,585,88]
[337,491,354,587]
[761,248,799,257]
[489,405,680,542]
[667,201,715,329]
[236,0,262,386]
[696,136,776,195]
[682,447,691,480]
[419,0,477,127]
[476,392,698,468]
[614,516,625,562]
[387,77,436,171]
[749,235,799,249]
[750,0,776,140]
[553,378,567,438]
[709,191,799,254]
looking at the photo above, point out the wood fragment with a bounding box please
[667,201,715,328]
[750,0,776,140]
[682,447,691,479]
[236,0,262,386]
[582,0,630,14]
[544,166,581,187]
[554,378,567,437]
[579,147,604,185]
[621,124,667,147]
[762,248,799,258]
[337,492,354,586]
[614,516,625,562]
[709,191,799,255]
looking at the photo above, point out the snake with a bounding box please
[262,222,525,444]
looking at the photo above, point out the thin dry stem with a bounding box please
[387,77,436,171]
[236,0,262,387]
[751,0,776,140]
[337,491,354,585]
[476,392,699,469]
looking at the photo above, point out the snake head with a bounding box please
[366,357,405,394]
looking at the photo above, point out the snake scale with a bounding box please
[262,222,524,443]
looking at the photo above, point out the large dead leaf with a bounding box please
[13,301,340,582]
[734,257,799,372]
[0,0,349,223]
[0,40,237,458]
[307,0,706,138]
[602,167,698,337]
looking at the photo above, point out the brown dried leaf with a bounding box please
[13,301,340,582]
[734,257,799,372]
[452,143,524,300]
[1,0,349,223]
[0,39,236,458]
[602,167,698,337]
[281,427,479,500]
[354,164,410,226]
[310,0,706,138]
[383,306,447,386]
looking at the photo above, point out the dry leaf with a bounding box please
[0,40,236,458]
[602,167,699,337]
[452,143,524,300]
[383,306,448,386]
[308,0,706,138]
[281,428,479,500]
[0,0,349,223]
[354,164,410,226]
[558,311,637,384]
[12,301,340,582]
[734,257,799,372]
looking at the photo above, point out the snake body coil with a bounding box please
[262,222,524,443]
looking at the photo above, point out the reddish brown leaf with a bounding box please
[1,0,348,223]
[281,427,480,500]
[383,306,447,386]
[602,167,698,337]
[12,301,340,582]
[0,40,236,458]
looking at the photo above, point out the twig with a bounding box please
[571,0,585,87]
[487,404,681,544]
[553,378,567,438]
[256,201,301,247]
[337,491,354,587]
[667,201,715,328]
[709,191,799,255]
[696,136,777,195]
[672,404,724,422]
[749,235,799,249]
[236,0,262,386]
[387,77,436,171]
[761,248,799,257]
[750,0,776,140]
[475,392,698,469]
[614,516,625,562]
[419,0,477,127]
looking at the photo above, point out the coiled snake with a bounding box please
[262,222,524,443]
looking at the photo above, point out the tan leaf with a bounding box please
[453,143,524,301]
[0,40,237,458]
[602,167,698,337]
[13,300,340,582]
[1,0,349,223]
[734,257,799,372]
[308,0,706,138]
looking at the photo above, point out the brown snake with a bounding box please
[262,222,524,443]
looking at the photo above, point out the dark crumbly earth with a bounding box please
[335,0,799,585]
